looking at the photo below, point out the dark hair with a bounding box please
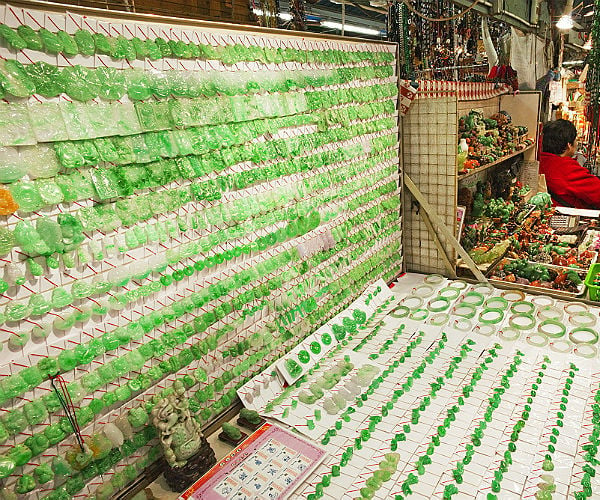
[542,119,577,155]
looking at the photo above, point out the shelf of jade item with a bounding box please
[459,189,600,295]
[457,142,536,181]
[248,275,600,500]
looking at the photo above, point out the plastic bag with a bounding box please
[109,101,142,136]
[57,30,78,56]
[0,24,27,50]
[20,144,60,179]
[96,66,126,100]
[27,101,69,142]
[0,103,36,147]
[16,25,43,51]
[0,59,35,98]
[74,29,95,56]
[23,61,63,98]
[0,146,25,183]
[38,28,62,54]
[58,65,99,101]
[59,101,94,141]
[126,69,152,100]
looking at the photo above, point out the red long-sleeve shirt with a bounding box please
[539,152,600,209]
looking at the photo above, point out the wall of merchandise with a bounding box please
[0,4,402,499]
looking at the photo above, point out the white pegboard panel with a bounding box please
[0,3,402,499]
[402,96,457,275]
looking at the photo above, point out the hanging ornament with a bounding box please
[289,0,306,31]
[585,0,600,174]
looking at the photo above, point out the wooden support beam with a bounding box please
[404,174,488,283]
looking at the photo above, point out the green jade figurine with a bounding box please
[151,380,204,468]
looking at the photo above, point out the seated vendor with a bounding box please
[539,119,600,209]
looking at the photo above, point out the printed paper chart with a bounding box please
[181,423,327,500]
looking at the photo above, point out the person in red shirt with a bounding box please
[539,119,600,209]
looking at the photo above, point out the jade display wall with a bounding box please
[0,4,401,498]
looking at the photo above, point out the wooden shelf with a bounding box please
[458,142,536,181]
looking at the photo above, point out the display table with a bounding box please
[211,274,600,500]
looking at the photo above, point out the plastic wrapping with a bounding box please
[86,101,116,138]
[0,59,35,98]
[9,180,44,213]
[74,29,95,56]
[35,178,64,205]
[24,62,64,98]
[126,69,153,101]
[58,65,100,102]
[38,28,63,54]
[57,30,78,56]
[0,147,26,183]
[0,24,27,50]
[59,101,95,141]
[135,100,173,131]
[20,145,60,179]
[96,67,126,100]
[28,102,69,142]
[0,103,36,147]
[16,25,43,51]
[110,101,142,136]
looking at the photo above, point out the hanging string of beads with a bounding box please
[388,1,412,78]
[289,0,306,31]
[387,0,507,82]
[585,0,600,174]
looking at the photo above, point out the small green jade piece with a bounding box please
[240,408,261,425]
[222,422,242,440]
[542,459,554,471]
[15,474,35,494]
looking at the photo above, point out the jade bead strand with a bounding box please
[485,357,552,499]
[441,351,525,499]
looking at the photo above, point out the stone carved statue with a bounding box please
[151,381,203,468]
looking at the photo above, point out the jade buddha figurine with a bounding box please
[151,381,203,467]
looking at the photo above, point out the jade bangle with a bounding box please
[569,327,599,345]
[461,291,485,307]
[538,319,566,339]
[400,295,424,311]
[471,283,495,296]
[429,313,450,326]
[448,280,469,290]
[424,274,445,285]
[532,295,554,307]
[475,324,496,337]
[479,309,504,325]
[574,344,598,359]
[427,297,451,312]
[568,312,597,328]
[410,308,429,321]
[484,296,509,311]
[390,305,410,318]
[501,290,526,302]
[526,333,549,347]
[564,302,589,315]
[452,318,472,331]
[413,284,435,298]
[537,306,563,322]
[510,301,535,315]
[549,340,572,354]
[452,303,477,319]
[508,313,536,331]
[438,287,460,300]
[499,327,521,341]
